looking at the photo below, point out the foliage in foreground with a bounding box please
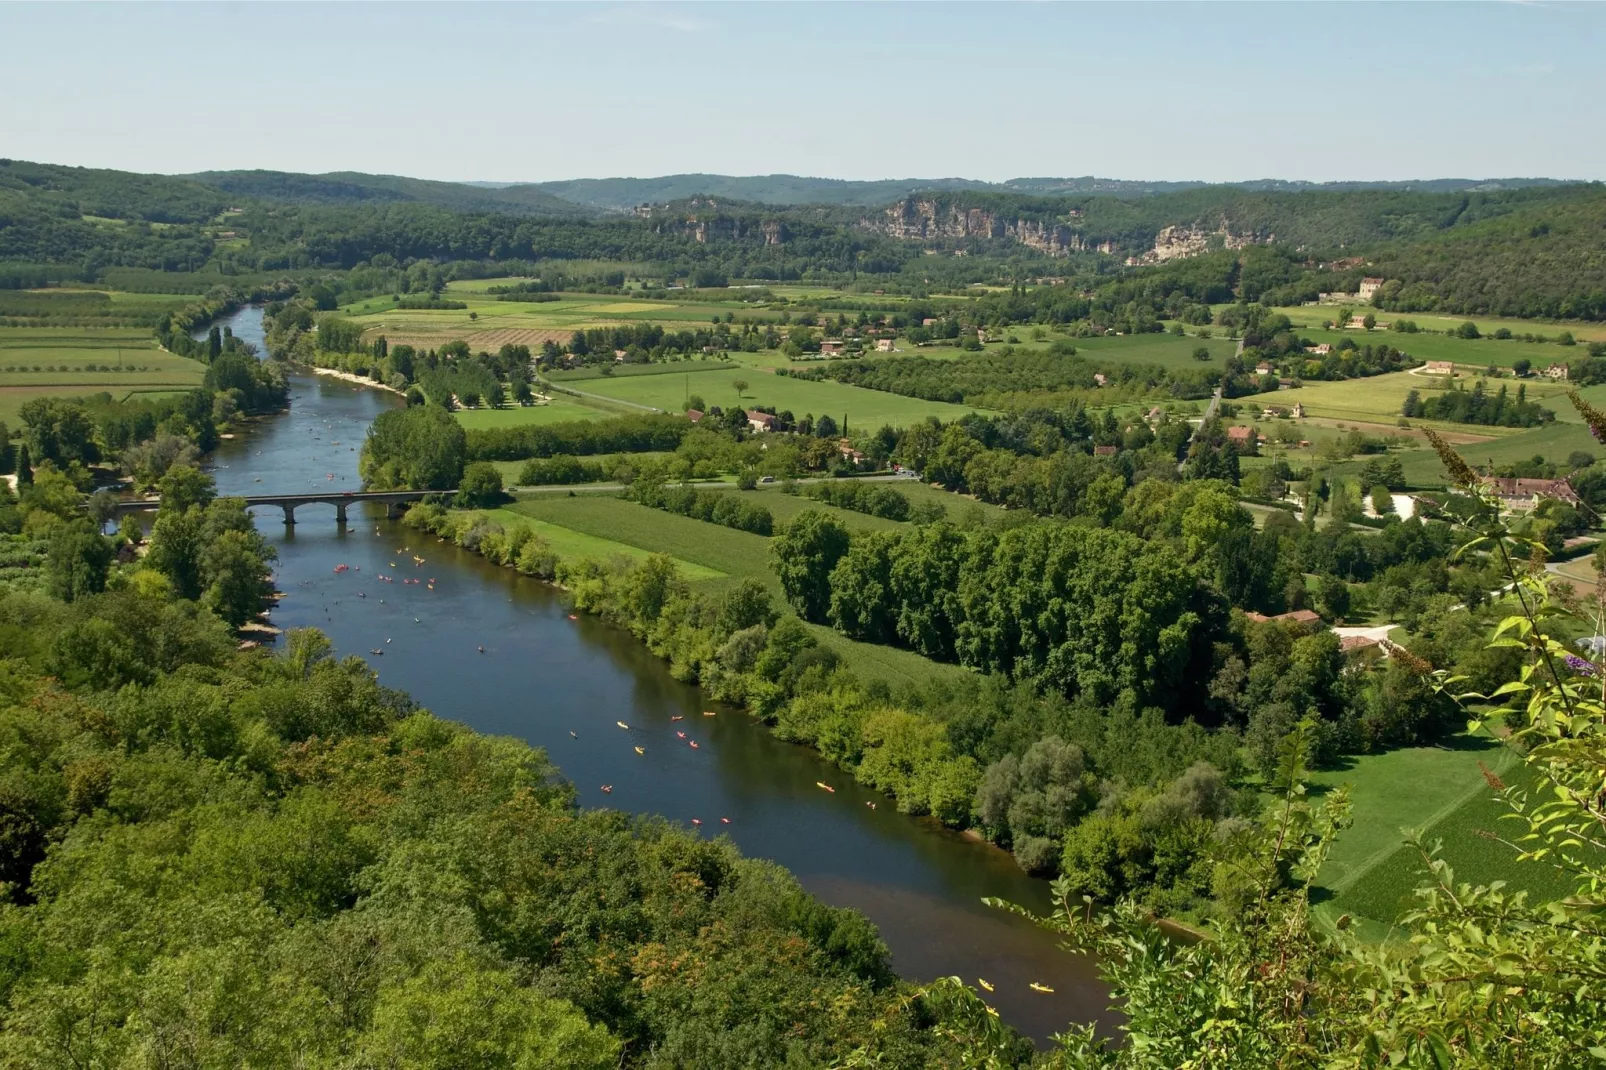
[0,583,1025,1067]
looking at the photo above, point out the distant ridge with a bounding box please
[186,170,595,218]
[524,173,1575,211]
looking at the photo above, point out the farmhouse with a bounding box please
[1306,343,1332,356]
[746,410,776,433]
[1291,402,1304,418]
[876,338,895,352]
[1244,609,1324,628]
[819,340,844,356]
[1093,373,1108,386]
[1424,360,1455,375]
[685,409,704,424]
[1226,425,1255,445]
[1480,476,1581,510]
[1255,362,1274,376]
[922,318,938,327]
[1545,363,1570,380]
[1145,406,1165,422]
[1358,276,1385,301]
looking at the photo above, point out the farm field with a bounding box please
[1068,332,1240,370]
[1268,306,1606,347]
[501,491,967,686]
[1312,738,1582,940]
[1279,369,1575,427]
[453,394,617,430]
[562,363,985,427]
[471,507,724,581]
[0,326,205,423]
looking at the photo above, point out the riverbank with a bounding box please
[304,364,407,395]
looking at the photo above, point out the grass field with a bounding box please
[1067,332,1241,370]
[473,506,725,580]
[1268,306,1606,348]
[1311,736,1583,939]
[564,364,984,427]
[0,326,205,423]
[453,394,619,430]
[500,491,968,686]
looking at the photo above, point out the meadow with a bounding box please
[453,393,619,430]
[503,489,971,686]
[1268,305,1606,348]
[569,364,984,427]
[473,506,725,580]
[1311,737,1579,939]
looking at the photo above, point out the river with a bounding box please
[206,306,1114,1044]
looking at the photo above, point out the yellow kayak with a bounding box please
[616,721,630,729]
[634,746,645,755]
[1029,982,1054,994]
[977,979,994,992]
[816,782,835,793]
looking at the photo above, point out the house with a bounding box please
[1243,609,1324,627]
[1545,363,1570,380]
[1093,373,1107,387]
[1226,425,1255,444]
[1340,635,1381,654]
[1424,360,1455,376]
[1093,445,1117,456]
[1480,476,1581,510]
[1358,276,1385,301]
[876,338,895,352]
[820,340,844,356]
[1145,406,1165,422]
[1307,343,1332,356]
[1255,362,1274,376]
[1347,315,1371,329]
[1262,407,1287,420]
[1291,402,1305,419]
[922,318,938,327]
[746,410,776,433]
[685,409,704,424]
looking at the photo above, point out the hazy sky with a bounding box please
[3,1,1602,184]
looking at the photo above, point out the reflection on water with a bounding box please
[205,308,1114,1044]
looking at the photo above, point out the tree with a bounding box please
[202,528,273,627]
[457,462,504,508]
[686,394,706,413]
[15,444,31,486]
[733,379,749,398]
[1316,573,1350,621]
[770,511,851,622]
[146,507,206,600]
[46,520,113,602]
[1192,346,1211,362]
[19,398,98,467]
[815,414,839,439]
[157,464,216,514]
[1512,358,1532,377]
[360,406,466,490]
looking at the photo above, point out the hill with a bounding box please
[530,174,999,210]
[187,169,595,218]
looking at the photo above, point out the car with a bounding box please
[760,475,775,484]
[342,491,354,496]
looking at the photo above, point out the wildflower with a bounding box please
[1563,653,1597,676]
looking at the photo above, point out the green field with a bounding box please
[453,394,620,430]
[562,364,983,427]
[1311,736,1581,939]
[1269,306,1606,348]
[501,491,968,686]
[1068,332,1241,370]
[472,507,725,580]
[0,326,206,423]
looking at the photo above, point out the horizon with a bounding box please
[3,1,1603,183]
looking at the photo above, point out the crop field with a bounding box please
[546,360,739,382]
[0,326,205,423]
[1313,740,1583,939]
[564,364,984,427]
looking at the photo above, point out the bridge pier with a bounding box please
[281,504,296,526]
[335,502,348,526]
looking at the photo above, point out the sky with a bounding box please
[2,1,1603,185]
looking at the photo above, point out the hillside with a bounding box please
[530,173,999,209]
[188,169,595,218]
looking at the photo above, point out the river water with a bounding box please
[206,307,1114,1044]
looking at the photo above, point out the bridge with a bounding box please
[109,489,448,526]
